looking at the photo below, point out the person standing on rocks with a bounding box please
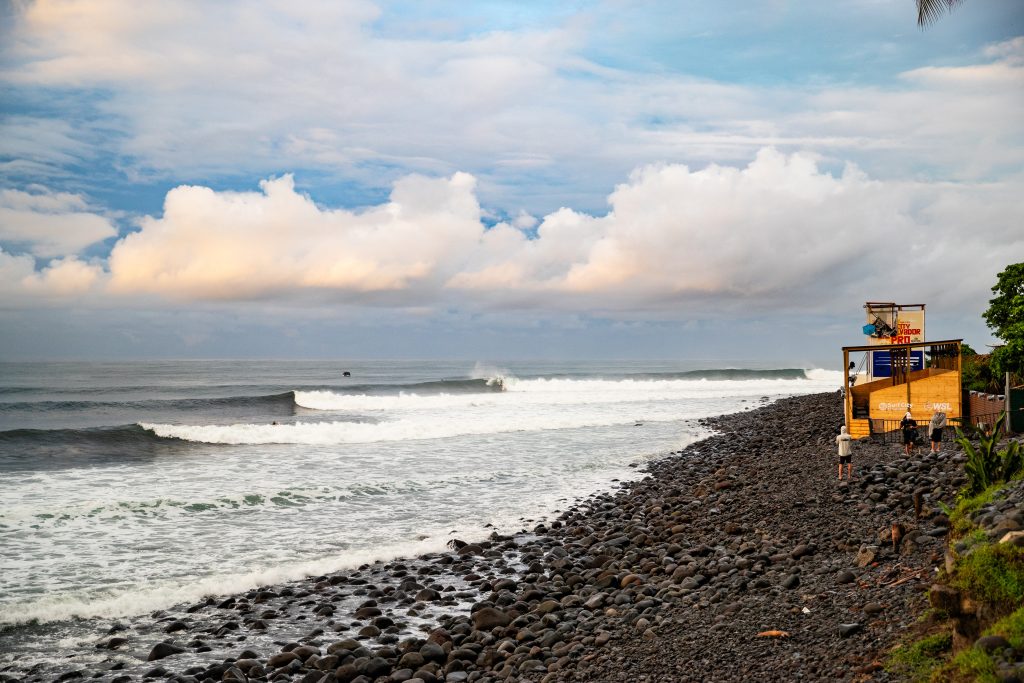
[929,409,947,454]
[900,411,918,456]
[836,424,853,480]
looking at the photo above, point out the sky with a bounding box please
[0,0,1022,364]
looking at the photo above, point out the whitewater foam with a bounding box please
[0,535,455,625]
[295,372,841,411]
[0,361,841,642]
[141,408,658,445]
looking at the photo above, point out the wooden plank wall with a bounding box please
[847,369,961,440]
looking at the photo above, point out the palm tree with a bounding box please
[917,0,964,26]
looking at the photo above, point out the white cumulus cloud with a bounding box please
[85,149,1023,316]
[0,187,118,257]
[0,249,105,303]
[107,172,484,300]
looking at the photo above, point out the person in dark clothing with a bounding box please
[900,411,918,456]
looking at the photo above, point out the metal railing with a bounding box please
[868,419,955,444]
[869,414,1005,443]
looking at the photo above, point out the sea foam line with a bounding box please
[139,408,665,445]
[0,535,454,626]
[294,372,842,412]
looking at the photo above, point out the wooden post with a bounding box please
[843,349,850,428]
[906,346,912,411]
[1008,372,1015,436]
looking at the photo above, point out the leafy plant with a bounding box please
[961,352,1002,393]
[956,412,1023,495]
[983,262,1024,382]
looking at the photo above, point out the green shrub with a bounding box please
[947,646,999,682]
[984,606,1024,650]
[948,485,1003,538]
[888,631,952,681]
[957,413,1023,496]
[952,543,1024,605]
[961,352,1002,393]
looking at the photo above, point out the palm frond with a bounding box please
[917,0,965,27]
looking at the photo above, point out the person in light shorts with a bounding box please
[929,410,947,453]
[836,425,853,480]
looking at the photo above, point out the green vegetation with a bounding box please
[888,632,953,681]
[956,413,1023,496]
[961,351,1001,393]
[893,542,1024,682]
[885,264,1024,681]
[945,647,1000,682]
[951,543,1024,605]
[985,606,1024,649]
[960,263,1024,391]
[983,262,1024,383]
[947,485,1002,537]
[933,608,1024,682]
[889,451,1024,681]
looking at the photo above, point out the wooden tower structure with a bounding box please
[842,339,963,439]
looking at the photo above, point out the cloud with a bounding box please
[984,36,1024,65]
[0,187,118,257]
[107,172,484,300]
[77,150,1019,317]
[3,0,1021,213]
[451,150,1021,314]
[0,117,95,173]
[0,249,105,303]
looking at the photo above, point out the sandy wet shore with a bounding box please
[2,391,965,682]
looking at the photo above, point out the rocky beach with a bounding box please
[2,391,979,682]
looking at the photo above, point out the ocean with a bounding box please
[0,359,840,672]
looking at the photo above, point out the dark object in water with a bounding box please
[342,371,351,377]
[447,538,467,551]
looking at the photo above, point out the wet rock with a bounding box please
[222,665,247,682]
[471,606,511,630]
[147,642,186,661]
[975,635,1012,653]
[268,651,300,667]
[419,642,446,663]
[163,620,188,633]
[855,546,878,567]
[929,584,961,615]
[360,657,391,678]
[838,623,862,638]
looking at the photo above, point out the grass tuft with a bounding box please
[983,605,1024,650]
[943,645,999,683]
[887,632,952,682]
[949,485,1002,538]
[951,543,1024,605]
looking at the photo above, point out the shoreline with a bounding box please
[2,391,963,682]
